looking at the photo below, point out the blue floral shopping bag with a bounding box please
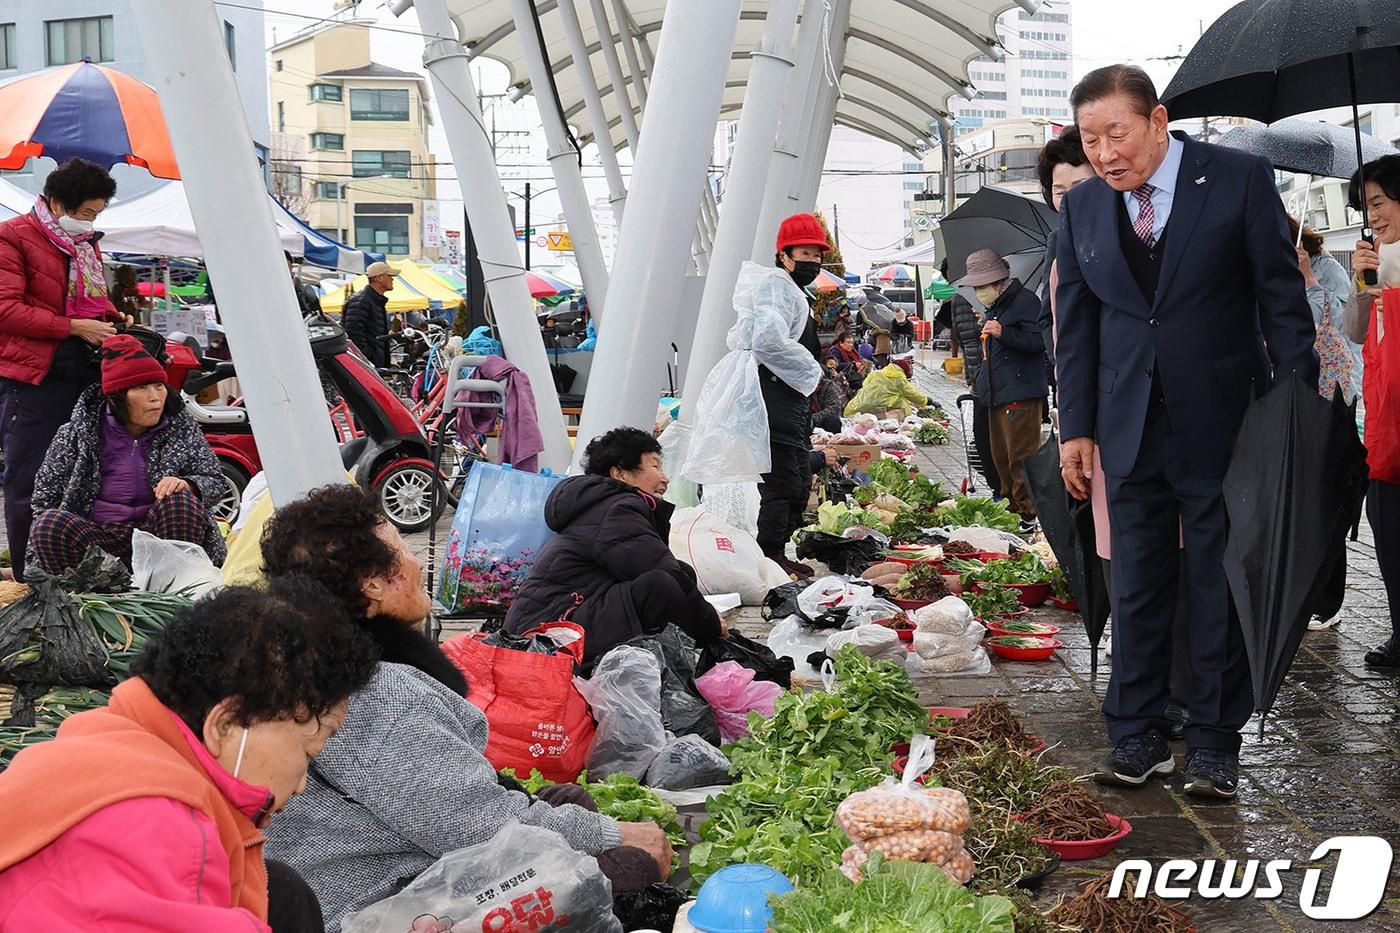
[437,463,563,615]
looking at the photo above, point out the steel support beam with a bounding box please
[509,0,609,318]
[558,0,628,222]
[794,0,852,210]
[413,0,571,470]
[611,0,648,114]
[132,0,344,504]
[573,0,743,469]
[588,0,640,152]
[682,0,801,426]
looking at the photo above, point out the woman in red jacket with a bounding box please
[0,157,126,575]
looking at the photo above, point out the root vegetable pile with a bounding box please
[1046,873,1194,932]
[1018,780,1115,841]
[938,700,1044,755]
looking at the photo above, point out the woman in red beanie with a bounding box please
[27,333,227,574]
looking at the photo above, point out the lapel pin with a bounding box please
[1195,176,1207,185]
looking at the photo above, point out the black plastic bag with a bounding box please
[481,629,567,654]
[627,626,721,747]
[793,531,884,575]
[696,631,794,689]
[0,549,123,687]
[612,883,689,932]
[760,581,848,629]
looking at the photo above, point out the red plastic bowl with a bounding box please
[988,637,1062,661]
[986,621,1062,639]
[976,550,1012,562]
[892,597,934,611]
[1049,596,1079,612]
[895,627,915,643]
[927,706,971,722]
[1022,813,1133,861]
[887,555,942,568]
[1008,582,1052,607]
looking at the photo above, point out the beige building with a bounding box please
[269,22,438,259]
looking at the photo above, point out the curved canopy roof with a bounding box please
[444,0,1032,156]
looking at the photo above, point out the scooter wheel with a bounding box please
[373,459,445,533]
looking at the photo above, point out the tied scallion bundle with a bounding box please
[76,589,194,677]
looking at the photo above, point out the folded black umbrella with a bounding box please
[1221,379,1370,732]
[1024,438,1111,677]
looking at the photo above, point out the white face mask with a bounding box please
[57,214,94,236]
[232,726,250,780]
[975,285,1002,308]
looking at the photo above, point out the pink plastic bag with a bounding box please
[694,660,784,741]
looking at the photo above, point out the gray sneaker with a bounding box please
[1094,731,1174,787]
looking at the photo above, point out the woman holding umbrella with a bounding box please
[0,157,128,576]
[1345,155,1400,668]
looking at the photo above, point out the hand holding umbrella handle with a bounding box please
[1362,233,1379,286]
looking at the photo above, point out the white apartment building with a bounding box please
[951,3,1073,131]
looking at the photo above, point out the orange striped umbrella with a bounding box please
[0,61,178,178]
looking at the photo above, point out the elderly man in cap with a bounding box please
[342,260,397,368]
[957,248,1048,535]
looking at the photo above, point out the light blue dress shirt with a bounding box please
[1123,135,1184,242]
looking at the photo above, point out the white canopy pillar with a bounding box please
[588,0,640,152]
[558,0,628,222]
[794,0,852,210]
[414,0,571,471]
[752,0,827,262]
[611,0,649,115]
[682,0,801,425]
[132,0,343,504]
[573,0,743,468]
[508,0,609,316]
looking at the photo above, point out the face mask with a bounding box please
[58,215,94,236]
[789,260,822,288]
[975,285,1002,308]
[232,726,250,780]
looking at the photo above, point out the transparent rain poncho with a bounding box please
[683,263,823,485]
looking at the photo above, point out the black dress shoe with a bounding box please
[1164,700,1190,741]
[1183,748,1238,799]
[1365,637,1400,669]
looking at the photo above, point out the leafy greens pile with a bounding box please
[932,496,1021,534]
[767,854,1014,933]
[947,553,1052,587]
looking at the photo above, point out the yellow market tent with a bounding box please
[320,263,465,315]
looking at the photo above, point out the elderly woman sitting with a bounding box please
[504,426,727,667]
[28,333,226,575]
[0,578,380,932]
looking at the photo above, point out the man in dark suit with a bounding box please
[1055,65,1317,798]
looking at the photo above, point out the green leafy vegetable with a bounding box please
[988,636,1053,649]
[499,770,685,853]
[817,501,890,535]
[1048,565,1073,602]
[862,459,946,510]
[767,854,1015,932]
[947,553,1052,587]
[962,585,1023,620]
[993,620,1059,636]
[932,496,1021,534]
[915,423,950,445]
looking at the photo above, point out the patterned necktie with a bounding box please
[1131,183,1157,248]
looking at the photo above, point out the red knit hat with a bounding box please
[100,334,169,395]
[776,213,832,253]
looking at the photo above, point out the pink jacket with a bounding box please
[0,715,273,932]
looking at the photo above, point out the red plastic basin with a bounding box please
[988,637,1062,661]
[1021,813,1133,861]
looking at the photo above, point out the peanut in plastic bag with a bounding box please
[835,736,972,839]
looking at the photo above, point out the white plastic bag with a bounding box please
[846,598,907,630]
[826,624,907,663]
[574,646,666,780]
[682,264,822,485]
[669,507,789,604]
[657,422,699,508]
[943,526,1023,554]
[767,616,831,672]
[912,596,975,635]
[796,576,875,623]
[698,483,761,540]
[912,626,985,660]
[342,822,621,933]
[131,529,223,598]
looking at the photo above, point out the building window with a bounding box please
[314,227,343,241]
[0,23,15,70]
[276,101,285,133]
[277,165,302,189]
[45,16,115,65]
[355,215,410,255]
[310,132,344,151]
[977,91,1007,101]
[310,83,342,102]
[314,181,340,199]
[275,59,283,72]
[1020,10,1069,22]
[350,88,410,121]
[351,150,411,178]
[224,21,236,70]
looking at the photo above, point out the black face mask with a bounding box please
[789,260,822,288]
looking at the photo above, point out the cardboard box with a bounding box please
[830,442,883,468]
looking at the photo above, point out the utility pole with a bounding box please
[832,203,841,252]
[524,181,532,271]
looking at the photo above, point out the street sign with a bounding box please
[423,202,441,249]
[514,227,538,241]
[546,231,573,251]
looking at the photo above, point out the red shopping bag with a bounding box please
[1365,293,1400,484]
[440,621,595,783]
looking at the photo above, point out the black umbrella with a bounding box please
[1221,378,1370,732]
[937,186,1059,297]
[1024,438,1111,677]
[1160,0,1400,282]
[1217,119,1399,179]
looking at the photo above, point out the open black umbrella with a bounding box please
[937,186,1059,297]
[1160,0,1400,282]
[1217,119,1399,179]
[1221,378,1370,731]
[1024,438,1111,677]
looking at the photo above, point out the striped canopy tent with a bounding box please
[319,262,466,314]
